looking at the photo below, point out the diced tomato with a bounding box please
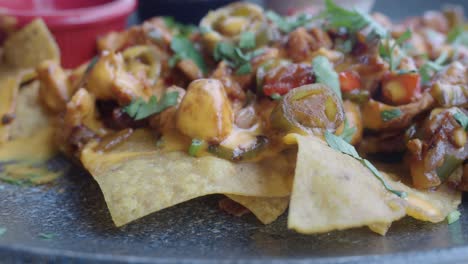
[339,71,361,92]
[382,72,421,105]
[262,63,315,96]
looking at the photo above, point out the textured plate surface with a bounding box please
[2,1,468,263]
[1,158,468,264]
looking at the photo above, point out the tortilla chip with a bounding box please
[0,75,20,143]
[287,135,406,234]
[226,194,289,224]
[9,81,50,139]
[3,19,59,68]
[287,134,462,235]
[80,133,294,226]
[0,81,59,185]
[383,172,461,223]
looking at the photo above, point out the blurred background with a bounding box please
[137,0,468,24]
[1,0,466,67]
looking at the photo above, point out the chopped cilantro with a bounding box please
[123,92,179,120]
[155,137,165,148]
[188,139,204,157]
[447,26,468,47]
[38,232,55,240]
[239,32,256,50]
[170,36,207,74]
[454,111,468,131]
[419,51,448,83]
[325,130,359,158]
[199,26,211,34]
[312,56,341,99]
[213,39,265,75]
[236,63,252,75]
[0,227,6,237]
[339,119,357,143]
[163,16,198,37]
[379,29,412,71]
[447,210,461,225]
[270,93,282,100]
[325,131,407,198]
[447,26,463,44]
[381,109,402,122]
[335,39,353,53]
[85,56,99,74]
[266,11,316,33]
[323,0,388,38]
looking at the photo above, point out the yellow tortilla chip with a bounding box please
[226,194,289,224]
[3,19,60,68]
[80,132,294,226]
[0,75,20,143]
[9,81,50,139]
[288,135,406,234]
[0,80,59,185]
[287,134,461,235]
[383,172,461,223]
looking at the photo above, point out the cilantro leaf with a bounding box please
[170,36,207,74]
[270,93,282,100]
[85,56,99,74]
[266,11,316,33]
[447,26,463,43]
[379,29,412,71]
[325,131,407,198]
[447,210,461,225]
[236,63,252,75]
[454,111,468,131]
[214,40,265,75]
[163,16,198,37]
[361,159,407,198]
[381,109,402,122]
[339,119,357,143]
[358,11,388,38]
[323,0,388,38]
[325,131,359,158]
[239,32,256,50]
[335,39,353,53]
[312,56,341,99]
[123,92,179,120]
[188,139,204,157]
[38,232,55,240]
[446,26,468,47]
[419,51,448,83]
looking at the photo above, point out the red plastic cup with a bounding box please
[0,0,137,68]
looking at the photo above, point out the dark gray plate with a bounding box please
[1,157,468,264]
[2,1,468,263]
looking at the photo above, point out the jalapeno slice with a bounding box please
[270,83,344,135]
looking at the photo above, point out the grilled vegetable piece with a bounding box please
[122,45,162,85]
[406,108,468,189]
[36,60,71,113]
[430,62,468,107]
[362,92,434,131]
[262,63,315,96]
[176,79,233,143]
[340,100,363,145]
[381,72,422,105]
[87,52,150,105]
[270,83,344,135]
[200,2,267,51]
[339,71,361,93]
